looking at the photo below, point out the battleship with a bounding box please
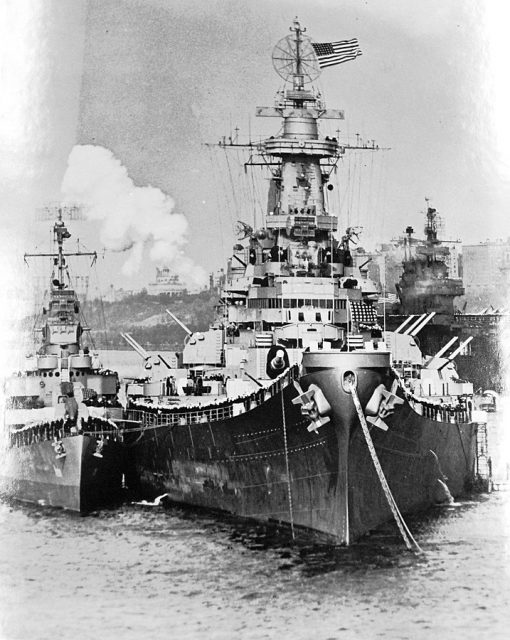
[0,206,126,511]
[123,21,482,545]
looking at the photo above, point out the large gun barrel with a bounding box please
[445,336,473,362]
[165,309,193,336]
[121,332,149,360]
[433,336,458,360]
[425,336,458,369]
[409,312,436,336]
[438,337,473,371]
[402,314,427,335]
[394,315,417,334]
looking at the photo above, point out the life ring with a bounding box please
[40,381,45,388]
[299,141,305,148]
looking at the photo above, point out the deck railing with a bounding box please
[8,416,119,449]
[127,364,300,429]
[393,366,473,424]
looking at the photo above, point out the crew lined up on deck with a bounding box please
[9,415,118,448]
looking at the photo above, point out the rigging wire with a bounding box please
[223,147,240,218]
[346,151,354,229]
[206,145,226,260]
[375,152,390,241]
[86,255,111,354]
[255,163,269,226]
[250,166,259,228]
[356,152,363,228]
[365,146,376,242]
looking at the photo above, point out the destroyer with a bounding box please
[1,206,125,511]
[125,21,479,544]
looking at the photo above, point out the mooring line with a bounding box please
[281,390,295,540]
[348,380,423,553]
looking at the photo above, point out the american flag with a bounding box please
[312,38,362,69]
[349,300,378,325]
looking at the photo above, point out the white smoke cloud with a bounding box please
[61,144,207,287]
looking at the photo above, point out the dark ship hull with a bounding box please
[127,355,476,543]
[0,433,125,512]
[454,314,503,393]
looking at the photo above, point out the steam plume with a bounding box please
[61,145,207,286]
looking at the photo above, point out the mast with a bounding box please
[216,20,382,343]
[292,17,305,94]
[55,208,72,290]
[24,205,97,355]
[26,206,97,287]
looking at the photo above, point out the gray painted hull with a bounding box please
[0,435,124,512]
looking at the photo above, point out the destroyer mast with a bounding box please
[24,205,97,363]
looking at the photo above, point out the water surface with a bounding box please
[1,353,509,639]
[0,491,509,640]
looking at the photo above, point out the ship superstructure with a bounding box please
[396,204,464,318]
[6,207,119,407]
[388,203,503,393]
[180,21,382,387]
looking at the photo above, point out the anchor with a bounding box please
[52,439,66,459]
[365,379,404,431]
[292,381,332,433]
[93,437,105,458]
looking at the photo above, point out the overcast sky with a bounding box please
[2,0,510,293]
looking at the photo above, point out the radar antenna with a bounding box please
[234,220,254,240]
[36,203,83,223]
[271,17,320,86]
[26,203,97,291]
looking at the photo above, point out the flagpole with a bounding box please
[383,257,387,335]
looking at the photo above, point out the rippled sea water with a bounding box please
[1,489,509,640]
[2,353,510,639]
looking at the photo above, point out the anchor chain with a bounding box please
[281,390,295,540]
[347,379,423,553]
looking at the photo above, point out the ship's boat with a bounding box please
[0,207,126,511]
[123,21,479,544]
